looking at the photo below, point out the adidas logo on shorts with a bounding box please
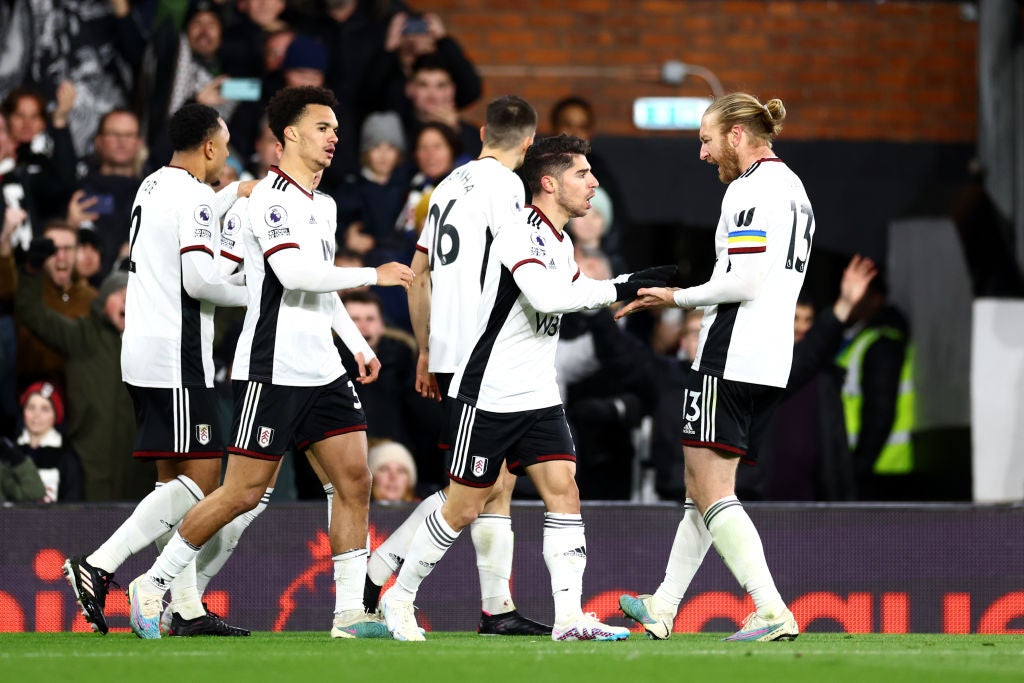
[683,422,696,435]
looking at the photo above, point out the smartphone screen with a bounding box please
[220,78,262,102]
[84,194,115,215]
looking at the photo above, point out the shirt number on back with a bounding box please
[427,199,459,269]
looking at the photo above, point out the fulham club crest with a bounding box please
[195,424,211,446]
[472,456,487,477]
[257,426,275,448]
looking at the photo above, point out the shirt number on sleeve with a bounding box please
[786,201,814,272]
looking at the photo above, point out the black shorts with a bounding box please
[679,369,784,463]
[126,384,225,460]
[446,400,575,487]
[227,376,367,460]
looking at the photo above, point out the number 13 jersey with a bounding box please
[693,158,815,388]
[415,157,525,374]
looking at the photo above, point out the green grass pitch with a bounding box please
[2,632,1022,682]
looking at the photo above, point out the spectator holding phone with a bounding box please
[67,109,146,278]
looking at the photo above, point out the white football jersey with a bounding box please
[231,167,348,386]
[121,166,221,388]
[693,158,815,387]
[219,196,247,267]
[450,206,614,412]
[415,157,525,373]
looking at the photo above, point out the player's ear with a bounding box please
[541,174,555,194]
[283,125,298,143]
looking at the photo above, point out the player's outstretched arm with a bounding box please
[268,247,379,293]
[181,250,248,307]
[613,286,678,319]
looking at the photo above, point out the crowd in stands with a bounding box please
[0,0,928,505]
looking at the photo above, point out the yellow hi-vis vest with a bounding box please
[836,326,915,475]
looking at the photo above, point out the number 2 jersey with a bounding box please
[688,158,815,388]
[121,166,225,388]
[450,206,617,412]
[415,157,525,374]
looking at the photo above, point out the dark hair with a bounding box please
[410,54,453,80]
[483,96,537,150]
[265,86,339,145]
[97,108,139,136]
[550,96,594,132]
[168,103,221,152]
[519,134,591,196]
[341,288,383,313]
[416,122,461,162]
[0,86,46,121]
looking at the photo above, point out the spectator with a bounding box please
[220,0,289,78]
[396,121,459,238]
[74,229,105,289]
[566,186,625,275]
[67,109,146,277]
[1,84,78,226]
[0,221,97,395]
[16,381,84,502]
[399,55,481,166]
[368,439,418,503]
[0,102,40,251]
[383,10,482,110]
[836,273,917,501]
[0,435,46,504]
[15,256,152,501]
[336,111,412,265]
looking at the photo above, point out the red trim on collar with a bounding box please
[270,166,314,199]
[526,204,565,242]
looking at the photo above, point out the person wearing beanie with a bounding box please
[333,110,413,275]
[368,440,418,503]
[16,381,85,502]
[15,259,151,502]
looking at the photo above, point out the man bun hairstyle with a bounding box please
[168,103,221,152]
[265,86,340,145]
[483,95,537,150]
[705,93,787,143]
[519,134,590,196]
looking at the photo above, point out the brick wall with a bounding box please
[419,0,978,141]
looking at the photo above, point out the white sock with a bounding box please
[471,514,515,615]
[87,476,203,573]
[334,548,369,614]
[323,483,334,529]
[703,496,787,618]
[652,498,712,614]
[391,508,460,602]
[146,530,201,593]
[169,560,204,619]
[542,513,586,624]
[368,489,446,586]
[196,488,272,596]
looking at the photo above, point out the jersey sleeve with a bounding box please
[415,207,433,255]
[247,194,300,259]
[489,173,526,239]
[178,185,218,259]
[219,198,247,266]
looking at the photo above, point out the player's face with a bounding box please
[204,118,231,184]
[95,112,142,168]
[104,287,127,333]
[794,303,814,343]
[8,95,45,144]
[553,154,599,219]
[23,394,55,436]
[699,113,742,184]
[43,228,77,290]
[290,104,339,171]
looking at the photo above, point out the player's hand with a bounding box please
[237,179,259,198]
[66,190,100,228]
[833,254,878,322]
[354,353,381,384]
[26,237,57,270]
[613,278,665,303]
[376,261,414,289]
[614,286,678,319]
[414,353,441,401]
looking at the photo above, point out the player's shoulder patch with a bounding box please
[223,211,243,236]
[265,204,288,229]
[194,204,213,226]
[527,225,548,259]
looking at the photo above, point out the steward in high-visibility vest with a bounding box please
[836,322,916,478]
